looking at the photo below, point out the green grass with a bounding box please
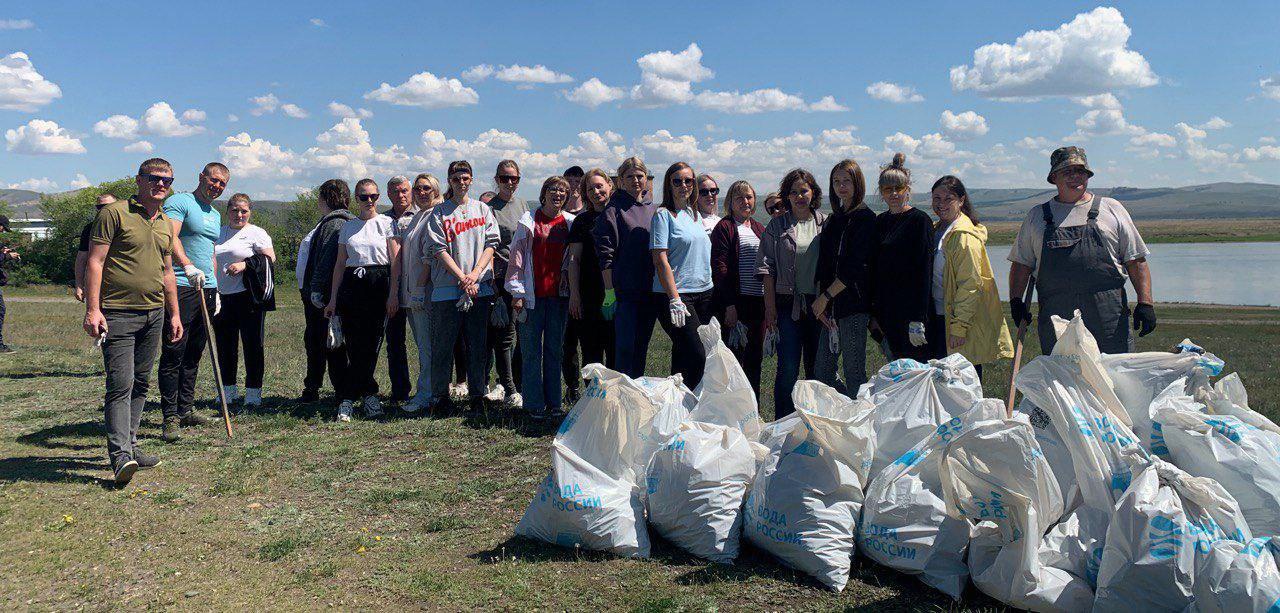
[1,287,1277,610]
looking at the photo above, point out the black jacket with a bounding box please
[244,253,276,311]
[817,206,877,318]
[304,209,354,299]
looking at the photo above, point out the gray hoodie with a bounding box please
[423,198,499,301]
[305,208,355,299]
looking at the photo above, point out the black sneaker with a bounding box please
[113,456,139,485]
[180,412,211,427]
[133,448,162,469]
[430,397,456,418]
[528,407,548,421]
[299,389,320,402]
[0,344,14,354]
[468,396,488,415]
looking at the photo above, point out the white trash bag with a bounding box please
[516,364,673,557]
[644,421,761,563]
[1101,338,1224,453]
[1191,536,1280,613]
[1015,398,1082,514]
[862,354,984,477]
[1048,313,1131,429]
[743,381,876,592]
[1155,380,1280,536]
[940,416,1096,612]
[1199,372,1280,436]
[691,318,762,440]
[1095,459,1252,611]
[858,399,1004,600]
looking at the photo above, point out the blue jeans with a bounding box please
[518,297,569,413]
[815,312,871,395]
[407,307,433,406]
[428,296,492,400]
[613,294,659,378]
[774,294,821,418]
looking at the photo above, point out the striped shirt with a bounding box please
[737,222,764,296]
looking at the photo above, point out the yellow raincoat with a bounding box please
[940,215,1014,365]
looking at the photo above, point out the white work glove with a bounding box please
[727,321,749,349]
[827,323,840,354]
[456,293,474,312]
[213,292,221,317]
[668,298,690,328]
[310,291,327,309]
[762,326,779,358]
[908,321,927,347]
[183,264,206,287]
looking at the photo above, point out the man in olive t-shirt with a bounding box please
[83,158,183,486]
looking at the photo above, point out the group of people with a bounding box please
[75,144,1158,485]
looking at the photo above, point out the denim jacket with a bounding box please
[758,210,827,296]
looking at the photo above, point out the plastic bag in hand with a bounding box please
[762,326,779,358]
[326,316,344,349]
[726,321,749,350]
[827,323,840,354]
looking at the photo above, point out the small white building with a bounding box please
[9,217,52,239]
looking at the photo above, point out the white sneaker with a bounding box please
[222,385,240,405]
[504,392,523,408]
[363,395,383,418]
[449,383,468,399]
[337,400,354,422]
[485,384,505,402]
[244,388,262,407]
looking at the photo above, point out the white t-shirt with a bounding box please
[932,220,955,315]
[338,214,394,267]
[215,224,274,294]
[295,227,316,288]
[699,213,721,234]
[1008,195,1150,279]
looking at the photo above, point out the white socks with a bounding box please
[244,388,262,406]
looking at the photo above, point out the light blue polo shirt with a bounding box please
[649,207,713,294]
[163,192,220,288]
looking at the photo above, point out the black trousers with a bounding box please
[384,308,411,400]
[563,308,615,394]
[337,266,390,400]
[723,295,766,399]
[486,291,518,393]
[213,291,266,389]
[301,291,348,398]
[876,313,935,363]
[453,337,467,384]
[655,290,714,389]
[159,285,215,418]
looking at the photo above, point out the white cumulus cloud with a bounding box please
[0,19,35,30]
[281,103,309,119]
[1242,145,1280,162]
[219,132,299,178]
[1197,116,1232,130]
[181,109,206,122]
[142,102,205,137]
[462,64,495,82]
[940,110,989,140]
[1259,75,1280,102]
[5,119,86,154]
[0,52,62,112]
[808,96,849,112]
[866,81,923,103]
[950,7,1158,99]
[93,114,140,140]
[1073,93,1122,109]
[69,173,91,189]
[1129,132,1176,147]
[636,43,714,83]
[694,88,807,114]
[6,177,57,191]
[363,71,479,109]
[1016,136,1052,150]
[123,140,153,153]
[564,78,626,109]
[327,102,372,118]
[249,93,280,116]
[494,64,573,85]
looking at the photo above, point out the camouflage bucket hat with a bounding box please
[1047,146,1094,184]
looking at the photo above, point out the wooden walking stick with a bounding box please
[197,291,234,438]
[1005,278,1036,418]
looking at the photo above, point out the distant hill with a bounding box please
[5,182,1280,223]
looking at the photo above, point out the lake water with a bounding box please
[985,242,1280,307]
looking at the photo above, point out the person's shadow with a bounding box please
[14,420,101,451]
[0,455,115,488]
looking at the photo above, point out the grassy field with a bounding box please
[1,287,1277,611]
[984,217,1280,246]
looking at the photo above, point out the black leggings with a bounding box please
[655,290,714,389]
[213,291,266,388]
[337,265,390,400]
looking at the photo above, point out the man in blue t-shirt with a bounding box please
[157,162,229,441]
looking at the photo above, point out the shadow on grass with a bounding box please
[0,370,101,380]
[0,455,115,488]
[471,535,623,566]
[14,420,101,451]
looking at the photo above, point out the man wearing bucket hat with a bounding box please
[1007,146,1155,354]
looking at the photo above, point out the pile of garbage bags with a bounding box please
[515,314,1280,610]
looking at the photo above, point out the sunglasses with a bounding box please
[671,178,695,187]
[358,193,380,202]
[140,174,175,187]
[495,175,520,184]
[698,188,720,197]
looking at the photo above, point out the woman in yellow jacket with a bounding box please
[927,175,1013,379]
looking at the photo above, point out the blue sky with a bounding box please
[2,1,1278,200]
